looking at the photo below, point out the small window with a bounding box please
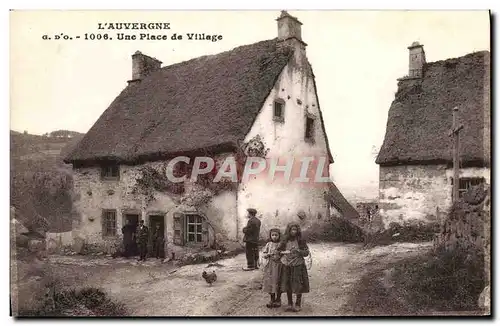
[451,177,485,199]
[273,100,285,122]
[101,164,120,180]
[172,161,188,178]
[305,116,315,141]
[102,209,117,237]
[186,214,204,243]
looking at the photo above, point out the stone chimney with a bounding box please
[128,51,162,84]
[407,41,426,78]
[276,10,306,46]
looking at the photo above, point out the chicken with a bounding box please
[202,270,217,286]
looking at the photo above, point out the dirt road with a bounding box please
[44,242,432,316]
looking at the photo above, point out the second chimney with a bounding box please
[276,10,304,44]
[407,41,426,78]
[128,51,162,84]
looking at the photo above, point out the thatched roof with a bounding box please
[64,38,333,166]
[376,50,490,167]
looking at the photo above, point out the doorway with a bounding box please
[149,215,166,258]
[124,214,139,256]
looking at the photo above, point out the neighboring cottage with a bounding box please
[376,42,490,226]
[64,11,357,256]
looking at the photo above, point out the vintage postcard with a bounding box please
[9,10,491,317]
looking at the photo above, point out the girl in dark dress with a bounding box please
[278,223,310,312]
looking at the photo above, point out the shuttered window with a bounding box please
[173,212,185,246]
[173,212,209,246]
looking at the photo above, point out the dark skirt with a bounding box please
[280,264,310,294]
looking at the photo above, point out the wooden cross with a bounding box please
[449,106,464,203]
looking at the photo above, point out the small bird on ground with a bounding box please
[202,270,217,286]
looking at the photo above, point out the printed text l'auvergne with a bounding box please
[97,22,171,30]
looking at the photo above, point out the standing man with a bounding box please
[121,218,135,258]
[152,223,164,259]
[137,220,149,261]
[242,208,261,271]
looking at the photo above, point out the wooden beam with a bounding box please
[451,106,462,203]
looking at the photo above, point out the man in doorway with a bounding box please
[137,220,149,261]
[121,218,135,258]
[242,208,261,271]
[152,223,164,259]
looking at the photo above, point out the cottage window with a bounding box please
[273,100,285,122]
[101,164,120,180]
[102,209,117,237]
[451,177,485,199]
[186,214,203,243]
[173,212,208,246]
[305,116,315,141]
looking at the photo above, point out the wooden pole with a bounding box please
[452,107,459,202]
[451,107,464,203]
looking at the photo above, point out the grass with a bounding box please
[303,217,364,243]
[11,130,82,233]
[348,244,485,315]
[347,267,408,316]
[18,285,126,317]
[302,216,439,247]
[392,245,485,312]
[362,220,440,249]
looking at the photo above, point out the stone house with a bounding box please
[376,42,490,227]
[64,11,358,257]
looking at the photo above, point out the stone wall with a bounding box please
[433,185,490,256]
[433,185,490,312]
[379,164,450,227]
[379,164,490,228]
[46,231,73,253]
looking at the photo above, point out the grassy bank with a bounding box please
[348,244,485,315]
[18,285,126,317]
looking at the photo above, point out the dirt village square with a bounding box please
[9,10,491,317]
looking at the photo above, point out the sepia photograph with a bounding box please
[9,9,491,317]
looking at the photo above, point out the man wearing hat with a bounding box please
[136,220,149,261]
[242,208,261,271]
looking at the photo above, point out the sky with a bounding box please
[9,10,490,200]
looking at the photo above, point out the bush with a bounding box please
[387,220,440,242]
[303,217,364,243]
[392,244,485,312]
[363,220,440,248]
[18,285,126,317]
